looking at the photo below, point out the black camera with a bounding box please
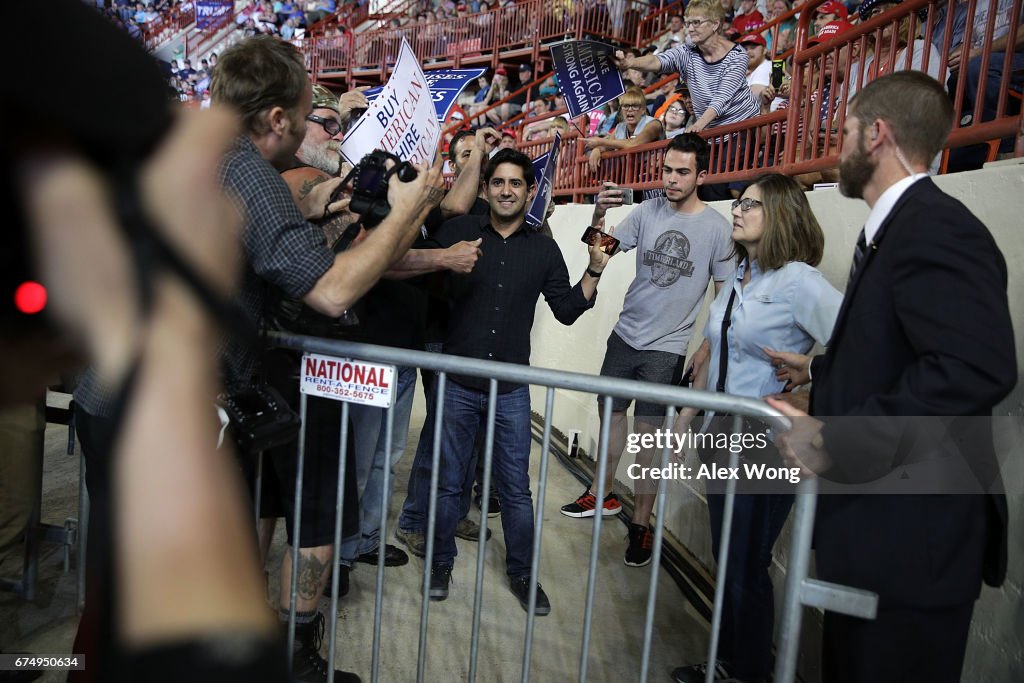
[337,150,418,228]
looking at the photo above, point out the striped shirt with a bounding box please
[657,44,761,128]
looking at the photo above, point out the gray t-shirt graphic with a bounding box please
[613,197,733,353]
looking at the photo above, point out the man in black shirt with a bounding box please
[423,149,613,614]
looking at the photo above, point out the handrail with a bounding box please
[293,0,1022,188]
[143,3,195,51]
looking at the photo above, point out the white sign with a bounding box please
[299,353,395,408]
[341,38,441,167]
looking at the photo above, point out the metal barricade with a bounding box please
[268,332,877,683]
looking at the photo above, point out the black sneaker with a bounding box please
[291,611,362,683]
[509,575,551,616]
[670,660,733,683]
[321,564,350,598]
[428,564,452,601]
[559,489,622,518]
[356,543,409,567]
[624,522,653,567]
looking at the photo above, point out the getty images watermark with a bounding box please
[624,428,803,485]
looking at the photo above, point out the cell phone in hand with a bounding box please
[603,182,634,205]
[771,60,785,89]
[581,226,621,256]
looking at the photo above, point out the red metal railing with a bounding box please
[299,0,1022,195]
[143,3,196,51]
[550,0,1022,198]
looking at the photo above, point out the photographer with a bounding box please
[276,87,483,589]
[212,36,442,683]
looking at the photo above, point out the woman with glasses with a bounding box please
[660,100,691,138]
[584,85,664,173]
[670,174,842,683]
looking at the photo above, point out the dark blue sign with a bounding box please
[548,40,625,118]
[526,132,561,229]
[195,0,233,28]
[365,68,486,122]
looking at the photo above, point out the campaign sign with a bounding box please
[342,39,441,166]
[196,0,233,28]
[525,132,561,229]
[548,40,625,118]
[364,67,487,123]
[299,353,395,408]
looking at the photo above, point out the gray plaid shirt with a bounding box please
[221,136,335,390]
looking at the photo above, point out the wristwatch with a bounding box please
[586,267,603,278]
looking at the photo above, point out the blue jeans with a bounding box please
[963,51,1024,152]
[398,345,474,532]
[707,492,793,681]
[339,365,416,565]
[433,382,535,578]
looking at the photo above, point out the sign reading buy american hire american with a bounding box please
[299,353,395,408]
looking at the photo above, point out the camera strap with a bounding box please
[115,167,261,352]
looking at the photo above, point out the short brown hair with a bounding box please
[211,36,308,135]
[735,173,824,270]
[849,71,953,167]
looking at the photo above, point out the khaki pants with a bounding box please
[0,402,45,555]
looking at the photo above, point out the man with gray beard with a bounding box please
[279,85,484,595]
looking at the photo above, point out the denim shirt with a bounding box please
[704,259,842,405]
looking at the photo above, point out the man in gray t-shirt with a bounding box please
[560,134,732,568]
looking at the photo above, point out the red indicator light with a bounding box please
[14,281,47,315]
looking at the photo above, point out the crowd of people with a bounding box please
[2,2,1021,683]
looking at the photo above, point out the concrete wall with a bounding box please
[529,160,1024,681]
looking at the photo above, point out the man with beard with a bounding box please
[276,86,484,592]
[767,71,1015,682]
[559,134,733,568]
[212,36,443,683]
[423,149,612,613]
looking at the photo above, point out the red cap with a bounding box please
[738,33,766,47]
[809,19,855,45]
[501,127,516,138]
[815,1,849,20]
[495,66,507,76]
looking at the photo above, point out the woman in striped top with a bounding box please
[615,0,761,134]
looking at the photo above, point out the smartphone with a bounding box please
[771,60,785,89]
[603,181,634,205]
[581,226,621,256]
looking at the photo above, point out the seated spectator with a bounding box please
[481,66,513,125]
[527,98,549,118]
[720,0,737,24]
[304,0,336,25]
[585,85,665,172]
[659,98,691,138]
[947,0,1024,166]
[765,0,796,54]
[657,14,686,53]
[813,0,849,36]
[739,32,775,107]
[523,112,570,141]
[732,0,765,34]
[499,127,518,149]
[539,76,559,98]
[847,0,948,100]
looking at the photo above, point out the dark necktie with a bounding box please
[848,228,867,285]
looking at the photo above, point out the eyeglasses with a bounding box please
[306,113,343,136]
[667,106,685,114]
[683,18,712,28]
[731,198,764,212]
[621,103,644,111]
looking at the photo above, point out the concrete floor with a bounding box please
[0,406,710,683]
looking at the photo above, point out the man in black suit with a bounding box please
[767,71,1017,682]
